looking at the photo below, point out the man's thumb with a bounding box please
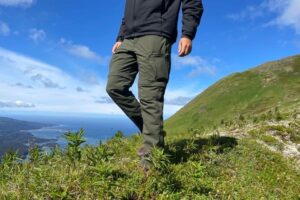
[112,44,116,53]
[178,40,182,53]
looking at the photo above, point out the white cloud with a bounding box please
[164,87,202,102]
[172,54,217,77]
[59,38,110,65]
[0,21,10,36]
[227,5,265,21]
[163,87,204,117]
[29,28,46,43]
[68,45,98,59]
[0,0,35,7]
[0,47,120,114]
[165,96,192,106]
[95,97,114,104]
[31,73,64,89]
[76,87,87,92]
[228,0,300,34]
[270,0,300,34]
[227,0,282,21]
[0,100,35,108]
[12,82,33,88]
[0,47,204,117]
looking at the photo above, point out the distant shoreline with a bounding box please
[0,115,140,158]
[0,117,59,158]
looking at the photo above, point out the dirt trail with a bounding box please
[215,120,300,167]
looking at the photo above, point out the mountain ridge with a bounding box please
[165,54,300,133]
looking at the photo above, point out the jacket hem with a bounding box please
[123,31,176,44]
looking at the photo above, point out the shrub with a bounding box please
[63,128,86,164]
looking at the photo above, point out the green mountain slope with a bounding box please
[1,55,300,199]
[165,55,300,133]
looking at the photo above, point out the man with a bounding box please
[106,0,204,169]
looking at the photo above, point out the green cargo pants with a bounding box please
[106,35,172,154]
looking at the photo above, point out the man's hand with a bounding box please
[178,37,192,57]
[112,41,123,54]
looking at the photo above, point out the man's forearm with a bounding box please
[116,17,125,42]
[181,0,204,40]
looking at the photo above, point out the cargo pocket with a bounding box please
[149,52,171,85]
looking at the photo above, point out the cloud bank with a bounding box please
[0,0,35,7]
[0,100,35,108]
[228,0,300,34]
[0,21,10,36]
[29,28,46,43]
[0,47,116,114]
[172,54,217,77]
[0,47,202,116]
[59,38,110,65]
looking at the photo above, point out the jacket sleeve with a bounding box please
[181,0,204,40]
[116,17,125,42]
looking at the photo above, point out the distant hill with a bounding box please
[0,117,55,157]
[165,55,300,133]
[0,117,48,132]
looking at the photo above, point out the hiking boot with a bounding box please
[137,147,152,172]
[139,155,152,172]
[137,147,149,157]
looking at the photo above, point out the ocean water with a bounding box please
[3,114,140,147]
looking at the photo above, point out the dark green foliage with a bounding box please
[0,150,21,169]
[84,142,114,166]
[150,148,171,173]
[292,109,299,120]
[28,144,41,163]
[63,128,86,163]
[239,114,245,122]
[114,130,125,138]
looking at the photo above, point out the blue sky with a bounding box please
[0,0,299,118]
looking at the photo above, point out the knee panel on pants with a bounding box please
[106,75,131,94]
[138,85,165,103]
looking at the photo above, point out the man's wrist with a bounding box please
[181,34,193,41]
[116,36,124,42]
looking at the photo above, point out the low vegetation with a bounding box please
[1,109,300,199]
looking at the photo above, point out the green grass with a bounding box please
[248,128,283,148]
[0,128,300,199]
[165,55,300,133]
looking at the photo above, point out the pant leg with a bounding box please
[106,39,143,132]
[134,35,172,153]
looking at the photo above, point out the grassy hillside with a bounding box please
[1,55,300,199]
[165,55,300,133]
[0,122,299,199]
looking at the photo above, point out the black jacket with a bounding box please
[116,0,204,44]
